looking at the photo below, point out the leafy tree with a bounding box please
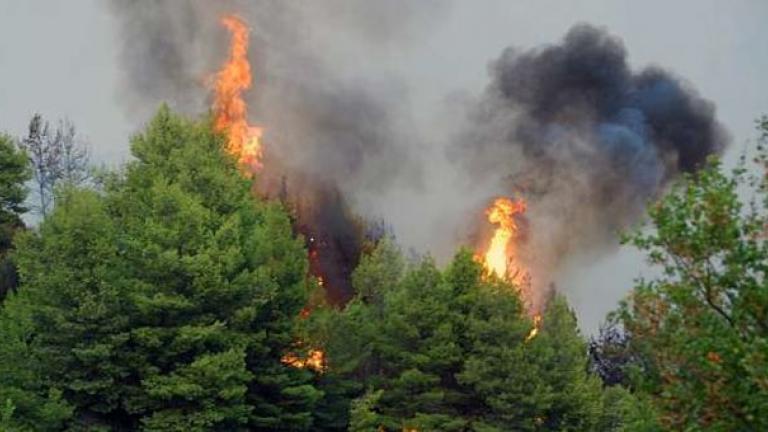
[0,106,320,431]
[0,133,31,301]
[597,386,661,432]
[616,120,768,430]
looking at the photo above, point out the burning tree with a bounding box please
[212,14,263,173]
[0,108,321,430]
[481,196,527,283]
[308,242,628,431]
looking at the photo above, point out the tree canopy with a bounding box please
[2,106,766,431]
[0,133,31,301]
[310,241,635,431]
[614,119,768,430]
[0,107,318,431]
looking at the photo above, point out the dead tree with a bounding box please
[20,114,89,217]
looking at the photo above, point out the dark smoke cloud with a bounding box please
[492,24,723,174]
[105,2,728,311]
[455,24,728,299]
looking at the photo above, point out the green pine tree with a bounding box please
[0,133,31,301]
[0,106,321,431]
[317,244,612,431]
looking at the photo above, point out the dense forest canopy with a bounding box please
[0,109,765,431]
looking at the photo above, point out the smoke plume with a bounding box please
[105,3,727,312]
[455,24,728,303]
[105,0,448,302]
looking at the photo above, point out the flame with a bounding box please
[213,14,263,172]
[281,349,326,372]
[212,14,330,374]
[478,196,542,329]
[283,307,326,372]
[481,197,527,282]
[525,314,542,342]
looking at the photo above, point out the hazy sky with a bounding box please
[1,1,766,331]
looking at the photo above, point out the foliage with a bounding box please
[0,134,31,225]
[0,133,31,301]
[313,242,618,431]
[0,106,319,431]
[0,289,73,431]
[616,120,768,430]
[5,104,757,431]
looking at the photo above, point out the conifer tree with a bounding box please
[0,107,320,431]
[0,133,31,301]
[321,244,611,431]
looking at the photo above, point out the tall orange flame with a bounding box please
[482,197,527,282]
[212,14,328,371]
[479,197,541,341]
[213,14,263,172]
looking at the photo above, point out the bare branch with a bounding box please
[18,114,90,217]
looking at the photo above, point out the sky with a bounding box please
[1,0,766,332]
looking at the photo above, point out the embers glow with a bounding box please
[525,314,542,342]
[281,349,326,372]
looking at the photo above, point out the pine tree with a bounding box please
[0,133,31,301]
[0,107,320,430]
[529,295,603,431]
[318,244,612,431]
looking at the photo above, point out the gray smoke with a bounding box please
[107,1,222,117]
[105,0,451,301]
[105,0,449,199]
[105,4,728,311]
[454,24,728,303]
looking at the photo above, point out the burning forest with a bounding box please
[205,12,727,317]
[1,2,765,431]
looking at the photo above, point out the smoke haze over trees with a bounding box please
[0,2,765,430]
[453,24,728,306]
[103,3,730,319]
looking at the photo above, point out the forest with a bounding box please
[0,108,765,431]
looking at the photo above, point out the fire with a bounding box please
[213,14,263,172]
[281,349,326,372]
[478,196,543,333]
[481,197,527,282]
[212,14,330,374]
[525,314,542,342]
